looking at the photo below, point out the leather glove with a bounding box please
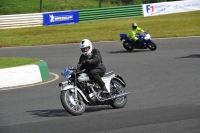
[82,60,90,65]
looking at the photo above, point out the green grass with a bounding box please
[0,58,40,68]
[0,0,119,15]
[0,11,200,48]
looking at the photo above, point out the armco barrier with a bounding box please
[0,13,43,29]
[0,5,143,29]
[79,5,143,22]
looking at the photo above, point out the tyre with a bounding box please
[110,79,127,108]
[148,42,157,51]
[123,41,133,51]
[60,90,85,116]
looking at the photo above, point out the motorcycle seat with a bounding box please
[103,71,114,77]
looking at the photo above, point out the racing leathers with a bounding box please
[78,48,107,92]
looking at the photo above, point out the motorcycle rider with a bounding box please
[77,39,109,94]
[126,22,144,46]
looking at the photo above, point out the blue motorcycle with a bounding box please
[119,32,157,51]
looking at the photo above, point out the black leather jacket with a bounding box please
[78,49,106,72]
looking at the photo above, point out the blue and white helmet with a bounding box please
[79,39,93,56]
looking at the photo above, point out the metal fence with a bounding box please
[79,5,143,22]
[0,13,43,29]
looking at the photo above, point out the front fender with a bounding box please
[147,39,153,43]
[61,85,89,103]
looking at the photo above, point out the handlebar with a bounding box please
[77,69,86,74]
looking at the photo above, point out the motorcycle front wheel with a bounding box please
[148,42,157,51]
[60,90,85,116]
[110,79,127,108]
[123,41,134,51]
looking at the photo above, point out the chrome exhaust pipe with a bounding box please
[111,92,130,99]
[97,92,130,102]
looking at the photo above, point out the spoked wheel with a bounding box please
[123,41,134,51]
[60,90,85,116]
[148,42,157,51]
[110,79,127,108]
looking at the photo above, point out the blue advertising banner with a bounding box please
[43,10,79,26]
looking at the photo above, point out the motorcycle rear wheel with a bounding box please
[60,90,86,116]
[123,41,133,51]
[110,79,127,108]
[148,42,157,51]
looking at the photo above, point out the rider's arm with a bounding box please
[89,49,102,65]
[137,27,144,33]
[133,27,144,41]
[77,55,85,70]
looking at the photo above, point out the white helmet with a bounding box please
[79,39,93,56]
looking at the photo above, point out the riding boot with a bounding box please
[129,38,135,47]
[102,86,109,94]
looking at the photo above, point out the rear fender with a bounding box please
[112,75,126,87]
[120,34,129,41]
[61,85,89,103]
[120,34,127,38]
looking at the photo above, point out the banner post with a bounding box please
[40,0,42,12]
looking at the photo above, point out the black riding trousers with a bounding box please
[88,68,105,88]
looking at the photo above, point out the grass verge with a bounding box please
[0,0,121,15]
[0,58,40,68]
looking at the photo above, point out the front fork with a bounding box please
[74,85,78,99]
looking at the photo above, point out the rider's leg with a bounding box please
[88,69,108,94]
[135,38,143,47]
[128,38,135,46]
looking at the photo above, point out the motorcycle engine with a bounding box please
[80,81,101,104]
[88,83,101,104]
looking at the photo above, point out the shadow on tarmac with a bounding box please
[108,50,151,54]
[27,106,112,117]
[176,54,200,59]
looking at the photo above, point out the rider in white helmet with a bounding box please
[79,39,93,57]
[78,39,108,94]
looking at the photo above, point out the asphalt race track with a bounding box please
[0,37,200,133]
